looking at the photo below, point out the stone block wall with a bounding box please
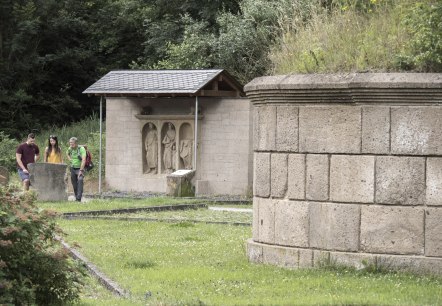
[245,73,442,275]
[105,96,252,195]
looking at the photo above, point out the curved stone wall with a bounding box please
[244,73,442,275]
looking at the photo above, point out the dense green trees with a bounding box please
[1,0,440,139]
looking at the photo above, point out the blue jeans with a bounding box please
[70,168,84,201]
[18,168,30,181]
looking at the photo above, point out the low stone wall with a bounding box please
[244,73,442,275]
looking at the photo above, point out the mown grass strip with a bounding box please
[61,215,251,226]
[62,203,207,217]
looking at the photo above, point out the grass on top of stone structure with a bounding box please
[56,217,442,306]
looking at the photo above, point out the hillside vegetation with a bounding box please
[270,0,442,74]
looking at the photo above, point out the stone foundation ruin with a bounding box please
[245,73,442,275]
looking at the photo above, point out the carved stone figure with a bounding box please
[180,139,193,169]
[162,123,176,173]
[145,123,158,174]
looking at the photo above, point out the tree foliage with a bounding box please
[0,0,440,139]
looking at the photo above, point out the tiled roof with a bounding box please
[83,69,236,95]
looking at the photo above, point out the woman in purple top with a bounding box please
[16,133,40,191]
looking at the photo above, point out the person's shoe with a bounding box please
[76,199,81,202]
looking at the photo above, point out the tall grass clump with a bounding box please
[270,0,409,74]
[34,114,105,178]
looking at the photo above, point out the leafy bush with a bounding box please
[397,1,442,71]
[0,188,84,305]
[0,132,19,172]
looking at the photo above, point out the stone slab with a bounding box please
[309,202,360,252]
[362,106,390,154]
[166,170,195,197]
[254,153,270,197]
[306,154,329,201]
[28,163,68,201]
[391,107,442,155]
[330,155,374,203]
[276,105,298,152]
[256,105,276,151]
[247,240,442,275]
[246,239,263,263]
[426,158,442,206]
[287,154,305,200]
[252,197,259,241]
[257,197,275,244]
[274,200,309,247]
[375,156,425,205]
[425,208,442,257]
[299,106,361,153]
[361,206,424,255]
[271,153,287,198]
[329,252,376,270]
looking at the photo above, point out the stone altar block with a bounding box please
[167,169,195,197]
[28,163,68,201]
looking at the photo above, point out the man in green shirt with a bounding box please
[66,137,86,202]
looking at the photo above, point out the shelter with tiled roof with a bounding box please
[83,69,251,196]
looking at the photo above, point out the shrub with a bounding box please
[397,1,442,71]
[0,132,19,172]
[0,187,84,305]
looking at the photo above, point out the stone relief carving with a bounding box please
[179,139,193,169]
[144,123,158,174]
[162,122,176,173]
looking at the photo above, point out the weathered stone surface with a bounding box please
[329,252,376,270]
[276,106,298,152]
[375,156,425,205]
[275,200,309,247]
[425,208,442,257]
[246,239,263,263]
[299,106,361,153]
[257,197,275,244]
[362,106,390,154]
[391,107,442,155]
[330,155,374,203]
[271,153,287,198]
[257,105,276,151]
[28,163,68,201]
[0,166,8,186]
[252,197,259,241]
[309,202,360,252]
[254,153,270,197]
[313,250,331,267]
[306,154,329,201]
[287,154,305,200]
[376,254,442,275]
[166,170,195,197]
[298,249,314,268]
[263,245,299,268]
[361,206,424,255]
[426,158,442,206]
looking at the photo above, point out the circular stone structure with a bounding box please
[244,73,442,275]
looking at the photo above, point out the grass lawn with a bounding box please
[57,218,442,305]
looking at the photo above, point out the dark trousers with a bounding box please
[70,168,84,201]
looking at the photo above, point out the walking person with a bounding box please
[44,135,63,164]
[16,133,40,191]
[66,137,86,202]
